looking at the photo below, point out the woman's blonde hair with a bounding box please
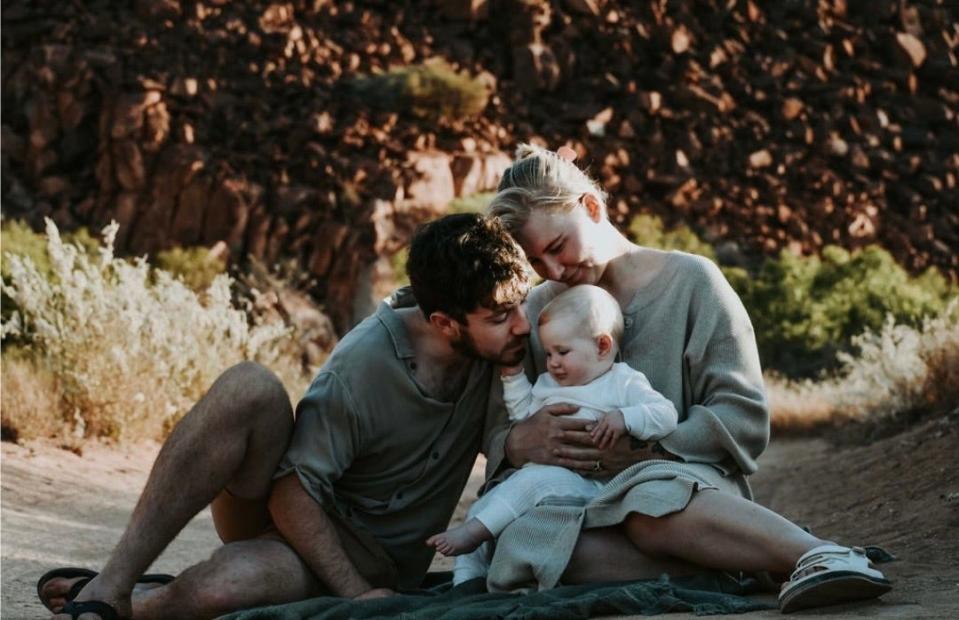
[487,143,608,235]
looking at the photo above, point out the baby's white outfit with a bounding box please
[453,362,678,584]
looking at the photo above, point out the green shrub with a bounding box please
[156,245,227,292]
[449,192,495,215]
[628,214,717,261]
[625,214,956,378]
[352,59,489,123]
[733,245,956,377]
[2,219,99,280]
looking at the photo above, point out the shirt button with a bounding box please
[624,318,634,328]
[432,451,439,459]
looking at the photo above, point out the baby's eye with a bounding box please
[548,241,565,255]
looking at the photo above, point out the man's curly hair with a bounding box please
[408,214,529,323]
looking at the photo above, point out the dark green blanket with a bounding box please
[221,572,774,619]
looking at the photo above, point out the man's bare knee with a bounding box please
[167,540,316,615]
[215,362,293,430]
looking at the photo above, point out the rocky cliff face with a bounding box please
[3,1,957,331]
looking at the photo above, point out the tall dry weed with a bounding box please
[1,219,311,441]
[1,354,66,441]
[768,301,959,431]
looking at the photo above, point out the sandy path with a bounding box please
[3,418,957,618]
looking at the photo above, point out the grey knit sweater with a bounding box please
[482,250,770,591]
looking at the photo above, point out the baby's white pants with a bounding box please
[452,464,604,584]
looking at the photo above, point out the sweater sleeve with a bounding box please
[618,370,679,441]
[659,261,769,475]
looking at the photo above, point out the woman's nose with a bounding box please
[543,257,564,281]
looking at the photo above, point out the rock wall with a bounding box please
[2,1,957,332]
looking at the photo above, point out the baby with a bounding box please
[426,285,678,574]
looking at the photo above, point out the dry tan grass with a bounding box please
[1,355,66,441]
[768,302,959,432]
[1,219,312,442]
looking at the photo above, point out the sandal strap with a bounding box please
[790,545,871,581]
[61,599,126,620]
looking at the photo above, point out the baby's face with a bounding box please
[539,316,613,387]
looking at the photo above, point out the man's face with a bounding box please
[452,282,531,366]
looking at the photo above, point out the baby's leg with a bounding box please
[426,518,493,556]
[469,465,600,537]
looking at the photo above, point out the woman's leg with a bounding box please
[623,489,824,573]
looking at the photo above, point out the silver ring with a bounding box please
[592,460,603,472]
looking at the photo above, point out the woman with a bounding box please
[484,144,890,613]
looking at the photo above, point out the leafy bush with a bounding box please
[1,219,310,442]
[156,245,227,292]
[628,214,956,378]
[352,58,489,123]
[628,214,717,261]
[449,192,495,215]
[734,245,955,377]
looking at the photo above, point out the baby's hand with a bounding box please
[590,409,627,450]
[499,364,524,377]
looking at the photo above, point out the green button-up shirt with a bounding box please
[275,289,509,586]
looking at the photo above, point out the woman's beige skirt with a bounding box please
[487,459,751,592]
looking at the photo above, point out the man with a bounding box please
[41,214,532,619]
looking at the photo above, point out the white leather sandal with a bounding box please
[779,544,892,613]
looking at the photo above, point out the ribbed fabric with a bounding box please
[487,460,748,592]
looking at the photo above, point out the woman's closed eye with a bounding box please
[546,239,565,255]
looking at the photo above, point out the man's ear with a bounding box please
[596,333,614,358]
[429,311,461,338]
[581,193,604,222]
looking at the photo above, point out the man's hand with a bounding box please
[590,410,626,450]
[551,429,667,476]
[505,403,592,470]
[353,588,396,600]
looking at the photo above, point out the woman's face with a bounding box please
[517,201,605,286]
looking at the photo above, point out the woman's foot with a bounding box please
[426,518,493,556]
[779,545,892,613]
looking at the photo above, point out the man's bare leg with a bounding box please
[46,361,294,619]
[129,537,323,619]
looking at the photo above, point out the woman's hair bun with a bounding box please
[514,143,545,160]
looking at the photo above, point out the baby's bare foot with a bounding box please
[426,518,493,556]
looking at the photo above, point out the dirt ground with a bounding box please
[2,414,957,619]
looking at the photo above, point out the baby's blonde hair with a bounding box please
[538,285,624,347]
[487,143,608,235]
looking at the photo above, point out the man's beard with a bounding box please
[451,329,526,366]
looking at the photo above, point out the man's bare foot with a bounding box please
[426,518,493,556]
[39,575,89,613]
[49,574,132,620]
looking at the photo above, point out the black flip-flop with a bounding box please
[60,599,126,620]
[37,567,174,612]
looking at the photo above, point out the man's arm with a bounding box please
[268,474,377,598]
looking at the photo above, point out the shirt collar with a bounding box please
[376,287,417,359]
